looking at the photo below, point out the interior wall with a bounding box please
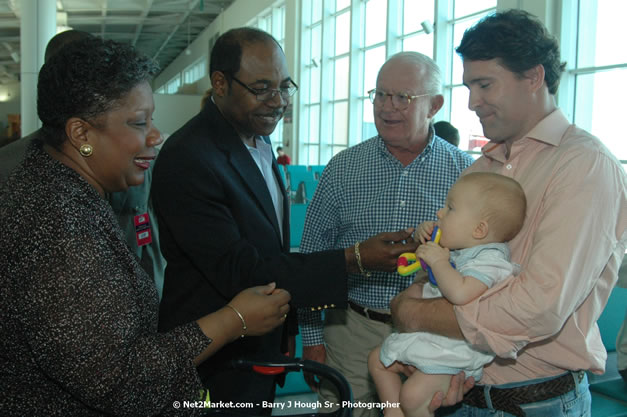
[153,93,204,138]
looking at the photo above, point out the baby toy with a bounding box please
[397,226,454,286]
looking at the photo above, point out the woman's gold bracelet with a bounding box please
[226,304,247,338]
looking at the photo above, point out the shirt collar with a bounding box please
[481,108,570,160]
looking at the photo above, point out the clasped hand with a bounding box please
[229,283,291,336]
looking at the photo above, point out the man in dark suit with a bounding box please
[151,27,417,413]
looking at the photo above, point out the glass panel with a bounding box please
[364,46,386,93]
[334,57,349,100]
[309,105,320,144]
[312,0,322,23]
[270,119,284,147]
[362,98,377,140]
[452,15,484,85]
[335,11,351,55]
[365,0,387,46]
[577,0,627,67]
[333,101,349,145]
[307,145,320,165]
[274,7,285,39]
[402,33,433,57]
[336,0,351,12]
[450,85,485,151]
[312,24,322,63]
[332,146,346,157]
[574,69,627,160]
[403,0,434,34]
[454,0,496,18]
[310,64,321,103]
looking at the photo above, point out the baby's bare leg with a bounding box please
[368,347,404,417]
[399,371,452,417]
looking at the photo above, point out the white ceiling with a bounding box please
[0,0,235,84]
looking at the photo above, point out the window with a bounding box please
[183,59,207,85]
[298,0,498,165]
[165,75,181,95]
[443,1,496,153]
[248,3,287,148]
[560,0,627,165]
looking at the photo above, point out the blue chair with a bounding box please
[309,165,325,180]
[302,179,318,202]
[288,171,315,192]
[289,203,308,249]
[589,285,627,416]
[288,171,315,204]
[286,165,309,176]
[278,167,287,190]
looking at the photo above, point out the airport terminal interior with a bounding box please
[0,0,625,416]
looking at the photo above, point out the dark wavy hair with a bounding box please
[37,37,159,149]
[209,27,281,84]
[456,9,566,95]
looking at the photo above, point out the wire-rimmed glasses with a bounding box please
[231,76,299,102]
[368,88,431,110]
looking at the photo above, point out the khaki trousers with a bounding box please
[318,307,394,417]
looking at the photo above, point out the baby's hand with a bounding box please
[416,241,450,268]
[416,221,436,244]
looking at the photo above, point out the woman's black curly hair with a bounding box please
[37,37,159,149]
[456,9,566,95]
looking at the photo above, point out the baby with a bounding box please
[368,172,527,417]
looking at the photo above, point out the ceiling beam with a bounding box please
[132,0,154,46]
[100,0,108,38]
[152,0,200,62]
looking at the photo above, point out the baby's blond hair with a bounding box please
[458,172,526,242]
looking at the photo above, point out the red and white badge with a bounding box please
[134,212,153,247]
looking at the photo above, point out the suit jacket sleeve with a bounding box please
[152,106,347,325]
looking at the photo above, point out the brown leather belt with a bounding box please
[463,370,585,417]
[348,300,392,324]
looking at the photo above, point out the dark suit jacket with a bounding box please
[152,99,347,410]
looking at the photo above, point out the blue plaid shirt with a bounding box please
[298,133,474,345]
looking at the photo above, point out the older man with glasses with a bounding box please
[152,28,420,415]
[298,51,475,417]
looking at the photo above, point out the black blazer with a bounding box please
[152,99,347,409]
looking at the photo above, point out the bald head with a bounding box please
[379,51,442,95]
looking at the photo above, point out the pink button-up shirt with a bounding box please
[457,109,627,384]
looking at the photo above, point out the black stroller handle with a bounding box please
[207,357,353,417]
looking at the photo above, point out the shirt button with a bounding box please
[402,171,408,176]
[400,201,406,207]
[506,164,512,170]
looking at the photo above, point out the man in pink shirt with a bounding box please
[391,10,627,417]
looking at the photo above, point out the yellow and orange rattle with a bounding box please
[397,226,447,286]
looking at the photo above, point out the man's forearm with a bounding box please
[391,293,464,339]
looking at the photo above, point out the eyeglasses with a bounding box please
[231,75,299,102]
[368,89,431,110]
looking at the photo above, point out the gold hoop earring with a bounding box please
[79,144,93,157]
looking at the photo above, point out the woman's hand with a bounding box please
[194,283,292,365]
[228,282,291,337]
